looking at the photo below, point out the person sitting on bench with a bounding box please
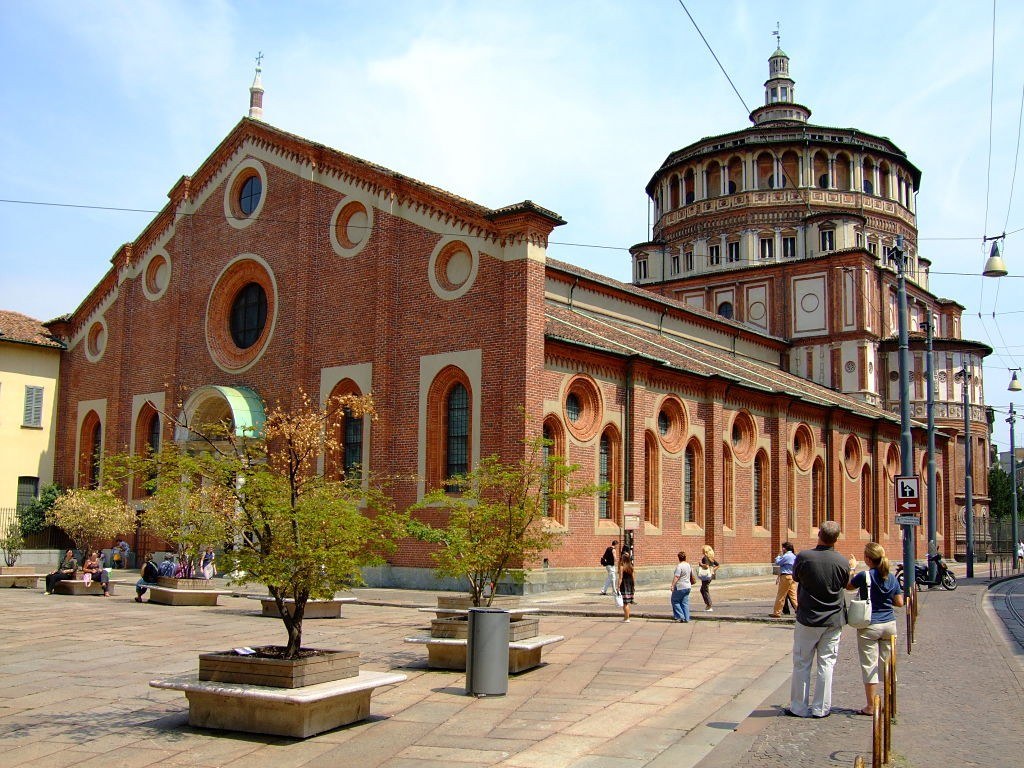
[82,551,111,596]
[45,550,78,594]
[135,553,160,603]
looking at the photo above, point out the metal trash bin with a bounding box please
[466,607,510,696]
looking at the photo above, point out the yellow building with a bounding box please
[0,311,62,512]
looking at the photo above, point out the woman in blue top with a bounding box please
[846,542,904,715]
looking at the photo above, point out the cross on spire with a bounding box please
[772,22,781,49]
[255,51,264,70]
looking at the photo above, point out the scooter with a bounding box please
[895,552,957,590]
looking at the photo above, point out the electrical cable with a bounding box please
[676,1,751,116]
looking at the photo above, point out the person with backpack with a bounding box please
[135,552,160,602]
[600,540,618,595]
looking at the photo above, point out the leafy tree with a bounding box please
[17,482,62,536]
[1,519,23,567]
[989,462,1023,521]
[410,434,597,607]
[47,488,137,557]
[129,391,407,658]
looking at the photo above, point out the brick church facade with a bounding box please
[45,51,987,589]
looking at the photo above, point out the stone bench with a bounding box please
[0,573,44,588]
[53,577,119,596]
[419,606,540,621]
[146,585,232,606]
[150,670,407,739]
[404,633,565,674]
[254,596,358,619]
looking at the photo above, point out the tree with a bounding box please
[17,482,62,537]
[47,488,137,557]
[989,462,1023,521]
[1,519,23,567]
[130,391,407,658]
[410,434,597,607]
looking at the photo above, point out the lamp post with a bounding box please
[890,235,915,595]
[958,366,975,578]
[1009,395,1019,570]
[924,320,937,582]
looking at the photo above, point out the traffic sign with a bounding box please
[895,514,921,526]
[894,475,920,515]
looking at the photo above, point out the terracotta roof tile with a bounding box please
[0,310,64,349]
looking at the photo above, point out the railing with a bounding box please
[0,508,72,551]
[854,635,898,768]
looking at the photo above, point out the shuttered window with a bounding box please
[23,386,43,427]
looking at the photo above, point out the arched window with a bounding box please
[79,411,102,489]
[541,417,567,524]
[786,453,795,534]
[717,301,734,319]
[669,174,680,209]
[812,457,825,527]
[754,451,768,528]
[596,426,621,523]
[133,403,161,497]
[684,169,695,204]
[727,156,743,193]
[326,380,368,482]
[723,445,734,529]
[781,150,800,188]
[706,163,722,198]
[834,152,851,190]
[814,151,830,189]
[644,431,659,526]
[426,366,472,492]
[756,152,773,189]
[861,467,872,533]
[684,444,695,523]
[446,383,469,484]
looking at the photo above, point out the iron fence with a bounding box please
[0,507,72,550]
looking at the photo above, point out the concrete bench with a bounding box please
[146,585,232,606]
[404,633,565,673]
[0,573,44,588]
[419,606,540,621]
[150,670,407,738]
[255,596,357,619]
[53,577,118,596]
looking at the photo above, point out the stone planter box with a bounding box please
[0,566,36,575]
[436,594,520,611]
[198,648,359,689]
[430,616,539,641]
[158,576,213,590]
[258,597,357,619]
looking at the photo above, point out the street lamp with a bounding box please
[1009,371,1020,569]
[983,236,1008,277]
[889,235,915,595]
[1010,367,1022,393]
[956,366,975,578]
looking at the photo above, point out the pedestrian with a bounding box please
[771,541,798,618]
[44,549,78,594]
[81,550,111,596]
[618,552,635,622]
[697,544,719,612]
[201,546,217,579]
[135,552,160,602]
[600,540,618,595]
[787,520,855,718]
[158,553,176,577]
[846,542,904,716]
[116,538,132,569]
[1016,539,1023,570]
[669,551,696,622]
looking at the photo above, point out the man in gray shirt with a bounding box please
[787,520,854,718]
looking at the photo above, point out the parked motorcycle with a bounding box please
[895,552,957,590]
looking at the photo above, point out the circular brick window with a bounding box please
[792,423,814,471]
[223,160,268,230]
[206,255,277,373]
[330,197,373,258]
[84,319,107,362]
[844,435,863,478]
[428,238,478,300]
[730,410,756,462]
[885,444,900,481]
[563,374,602,442]
[656,395,687,453]
[143,251,171,300]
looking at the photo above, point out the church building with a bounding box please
[44,49,988,589]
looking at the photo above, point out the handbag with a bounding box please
[847,569,872,629]
[615,594,624,607]
[696,565,713,581]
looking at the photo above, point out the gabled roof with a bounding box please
[545,304,898,424]
[0,310,64,349]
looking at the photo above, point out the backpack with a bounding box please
[158,560,175,577]
[143,561,160,582]
[600,547,614,567]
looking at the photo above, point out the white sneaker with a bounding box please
[705,607,713,612]
[623,619,630,623]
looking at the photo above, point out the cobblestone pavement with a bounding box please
[1,568,1019,767]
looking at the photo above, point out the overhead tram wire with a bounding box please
[979,0,999,323]
[676,1,751,116]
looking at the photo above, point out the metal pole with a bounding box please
[925,321,938,582]
[1009,404,1019,568]
[894,236,915,597]
[961,366,975,578]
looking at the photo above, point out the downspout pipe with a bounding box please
[624,355,638,503]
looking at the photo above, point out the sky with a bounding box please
[1,0,1023,452]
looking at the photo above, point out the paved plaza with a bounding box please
[0,571,1021,767]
